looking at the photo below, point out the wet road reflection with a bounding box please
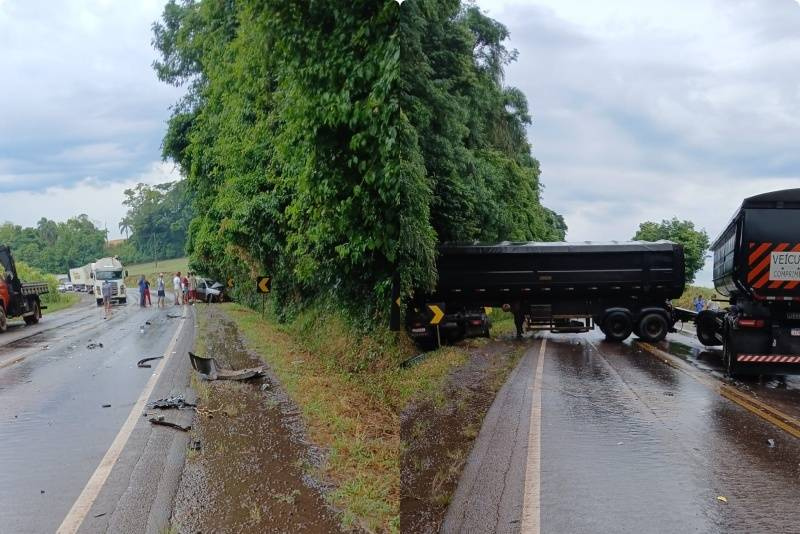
[541,331,800,534]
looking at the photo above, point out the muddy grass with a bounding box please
[400,338,523,534]
[172,315,348,533]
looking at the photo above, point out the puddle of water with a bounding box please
[173,313,345,533]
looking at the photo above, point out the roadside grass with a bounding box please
[125,257,189,288]
[199,303,470,534]
[42,293,81,315]
[675,284,719,309]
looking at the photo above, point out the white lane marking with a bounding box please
[56,316,187,534]
[521,338,546,534]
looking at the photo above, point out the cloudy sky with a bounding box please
[0,0,180,238]
[2,1,799,285]
[476,0,800,285]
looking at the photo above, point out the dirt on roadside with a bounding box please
[172,313,349,533]
[400,338,522,534]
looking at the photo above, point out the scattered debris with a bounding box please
[137,356,164,368]
[149,417,191,432]
[147,395,196,410]
[94,513,106,518]
[717,496,728,503]
[87,342,104,349]
[189,439,202,451]
[663,391,674,396]
[145,321,152,325]
[40,490,45,494]
[102,404,111,408]
[188,351,264,381]
[767,438,775,448]
[41,345,50,351]
[616,441,623,445]
[167,314,183,319]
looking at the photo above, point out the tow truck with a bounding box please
[0,245,49,332]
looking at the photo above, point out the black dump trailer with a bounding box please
[406,241,685,345]
[695,188,800,375]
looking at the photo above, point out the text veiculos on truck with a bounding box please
[403,240,685,346]
[695,188,800,375]
[0,245,48,332]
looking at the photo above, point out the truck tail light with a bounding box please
[737,318,765,328]
[470,319,482,325]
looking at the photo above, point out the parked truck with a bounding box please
[69,264,92,292]
[694,188,800,375]
[90,257,128,306]
[0,245,49,332]
[404,241,685,346]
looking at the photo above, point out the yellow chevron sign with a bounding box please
[428,304,445,325]
[257,276,271,293]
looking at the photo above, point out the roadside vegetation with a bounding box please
[633,218,710,283]
[124,257,189,288]
[675,285,719,310]
[9,261,77,312]
[192,302,477,533]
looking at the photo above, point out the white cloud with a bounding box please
[0,161,181,239]
[476,0,800,286]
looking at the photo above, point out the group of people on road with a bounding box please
[171,271,199,306]
[693,294,719,312]
[137,271,199,308]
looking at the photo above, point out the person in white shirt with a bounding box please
[173,272,182,305]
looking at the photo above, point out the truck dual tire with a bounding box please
[603,311,632,342]
[23,301,40,325]
[637,312,668,343]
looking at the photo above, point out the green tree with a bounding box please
[633,218,710,283]
[120,181,193,263]
[152,0,565,315]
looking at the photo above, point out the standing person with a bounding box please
[144,278,152,307]
[188,272,198,304]
[102,279,112,318]
[173,272,182,305]
[181,272,190,305]
[138,275,147,307]
[157,273,166,308]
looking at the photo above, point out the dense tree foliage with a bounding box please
[117,181,193,263]
[633,218,710,283]
[0,215,107,274]
[153,0,565,314]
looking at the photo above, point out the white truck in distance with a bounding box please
[69,264,92,292]
[91,257,128,306]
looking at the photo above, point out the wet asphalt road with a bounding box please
[0,294,195,534]
[444,330,800,534]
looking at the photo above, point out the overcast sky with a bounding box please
[476,0,800,285]
[0,0,180,238]
[2,1,800,286]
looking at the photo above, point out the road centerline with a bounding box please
[521,337,546,534]
[55,313,187,534]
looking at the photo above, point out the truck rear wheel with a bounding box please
[23,302,40,325]
[637,312,668,343]
[603,311,632,342]
[0,308,7,332]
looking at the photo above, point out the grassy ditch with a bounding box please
[192,302,471,533]
[42,293,81,314]
[400,340,524,533]
[124,257,189,288]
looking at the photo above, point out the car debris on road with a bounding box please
[147,395,196,410]
[137,356,164,368]
[148,417,191,432]
[188,351,264,381]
